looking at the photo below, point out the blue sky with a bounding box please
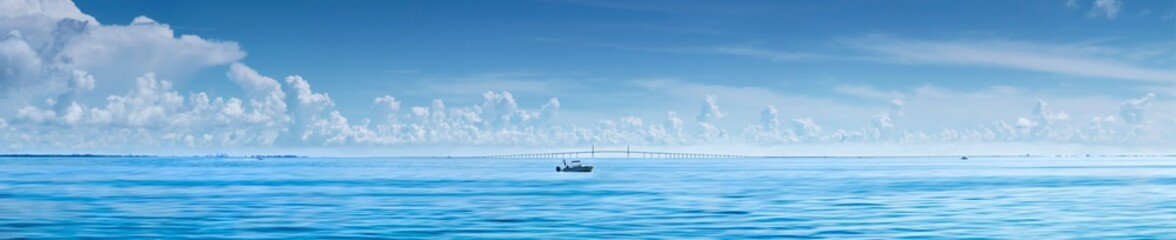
[1,0,1174,155]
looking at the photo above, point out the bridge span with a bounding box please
[482,149,760,159]
[472,146,1055,159]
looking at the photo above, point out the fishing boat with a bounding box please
[557,159,593,172]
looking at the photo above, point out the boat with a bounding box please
[557,159,593,172]
[961,156,968,160]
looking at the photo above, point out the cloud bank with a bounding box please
[0,0,1172,155]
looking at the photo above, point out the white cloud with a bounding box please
[286,75,333,110]
[712,46,821,61]
[760,105,779,130]
[479,91,520,127]
[1119,92,1155,132]
[3,0,1175,154]
[227,63,282,98]
[5,72,290,149]
[0,29,44,91]
[0,0,96,23]
[539,97,560,124]
[0,0,244,117]
[696,94,725,122]
[1065,0,1078,9]
[61,16,245,88]
[890,99,905,117]
[849,36,1176,82]
[1026,99,1072,139]
[1090,0,1121,19]
[791,118,822,139]
[0,70,1170,152]
[373,95,401,112]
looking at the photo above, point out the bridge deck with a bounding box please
[474,149,1052,159]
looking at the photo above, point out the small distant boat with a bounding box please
[961,156,968,160]
[557,159,593,172]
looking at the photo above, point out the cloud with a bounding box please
[1119,92,1155,132]
[1090,0,1121,19]
[835,84,905,100]
[760,105,779,130]
[374,95,401,112]
[890,99,905,117]
[0,0,243,116]
[791,118,822,139]
[6,72,289,149]
[227,63,282,98]
[0,70,1169,152]
[0,0,96,23]
[695,94,725,122]
[4,0,1175,154]
[848,36,1176,82]
[0,29,45,91]
[1065,0,1078,9]
[1026,99,1072,138]
[539,97,560,125]
[713,46,822,61]
[286,75,334,111]
[62,16,245,86]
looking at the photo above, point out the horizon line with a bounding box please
[3,153,1176,159]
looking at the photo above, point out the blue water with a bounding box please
[2,157,1175,239]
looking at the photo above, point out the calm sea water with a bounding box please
[1,157,1175,239]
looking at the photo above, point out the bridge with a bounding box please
[482,150,758,159]
[477,145,762,158]
[472,145,1095,159]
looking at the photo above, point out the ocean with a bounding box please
[1,156,1174,239]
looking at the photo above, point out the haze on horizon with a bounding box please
[0,0,1174,156]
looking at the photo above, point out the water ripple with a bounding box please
[1,157,1175,238]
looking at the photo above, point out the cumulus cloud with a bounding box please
[869,113,895,140]
[792,118,822,139]
[696,94,725,122]
[0,30,42,91]
[539,97,560,125]
[1119,92,1155,133]
[6,72,288,148]
[0,0,96,23]
[62,16,245,85]
[890,99,905,117]
[0,0,243,117]
[374,95,401,112]
[286,75,333,111]
[760,105,779,130]
[2,0,1173,154]
[225,63,288,127]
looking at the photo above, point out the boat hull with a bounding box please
[557,166,594,172]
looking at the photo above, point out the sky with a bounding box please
[0,0,1174,156]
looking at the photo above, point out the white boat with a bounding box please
[557,159,593,172]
